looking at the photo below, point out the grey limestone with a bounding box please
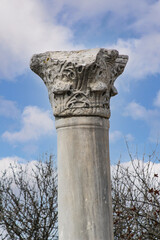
[30,48,128,240]
[30,48,128,119]
[56,117,113,240]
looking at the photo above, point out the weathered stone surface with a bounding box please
[56,117,114,240]
[30,48,128,240]
[30,48,128,118]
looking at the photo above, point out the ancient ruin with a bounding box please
[30,48,128,240]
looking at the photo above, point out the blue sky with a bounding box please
[0,0,160,166]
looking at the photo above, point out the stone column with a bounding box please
[30,48,128,240]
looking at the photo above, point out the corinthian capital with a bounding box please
[30,48,128,118]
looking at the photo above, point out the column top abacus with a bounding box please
[30,48,128,118]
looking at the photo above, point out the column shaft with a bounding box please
[56,117,114,240]
[30,48,128,240]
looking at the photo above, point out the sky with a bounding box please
[0,0,160,168]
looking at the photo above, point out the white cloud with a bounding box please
[125,134,134,142]
[0,156,37,178]
[109,33,160,81]
[0,0,159,81]
[110,130,122,142]
[0,156,41,190]
[110,130,134,143]
[0,155,55,189]
[131,0,160,35]
[104,1,160,83]
[154,90,160,108]
[0,0,82,79]
[2,106,54,143]
[124,101,148,120]
[54,0,150,23]
[112,159,160,174]
[111,159,160,188]
[124,100,160,142]
[0,156,23,176]
[0,96,20,118]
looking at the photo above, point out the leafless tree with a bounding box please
[112,146,160,240]
[1,148,160,240]
[0,154,58,240]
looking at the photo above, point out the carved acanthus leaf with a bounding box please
[30,48,128,118]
